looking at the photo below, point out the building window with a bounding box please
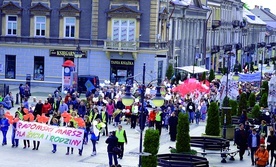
[5,55,16,79]
[6,15,17,35]
[35,16,46,37]
[112,19,136,41]
[33,56,44,81]
[64,17,76,38]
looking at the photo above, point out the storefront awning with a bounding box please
[175,66,209,74]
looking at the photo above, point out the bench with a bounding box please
[157,153,209,167]
[197,149,240,163]
[190,137,240,163]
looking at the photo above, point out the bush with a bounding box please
[205,102,220,136]
[176,113,190,153]
[261,81,269,95]
[142,129,160,167]
[221,97,232,126]
[166,63,174,80]
[238,93,247,116]
[229,99,238,116]
[259,93,268,108]
[208,69,215,82]
[251,105,261,120]
[248,93,256,108]
[202,72,206,81]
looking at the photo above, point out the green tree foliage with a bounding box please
[202,72,206,81]
[166,63,174,80]
[229,99,238,116]
[142,129,160,167]
[205,102,220,136]
[259,93,268,108]
[248,93,256,108]
[238,93,247,116]
[251,105,261,120]
[208,69,215,82]
[221,97,232,126]
[261,81,269,95]
[176,113,190,153]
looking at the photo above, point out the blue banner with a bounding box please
[238,72,261,82]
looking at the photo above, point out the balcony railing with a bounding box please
[104,40,138,51]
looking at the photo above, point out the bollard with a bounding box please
[16,93,19,105]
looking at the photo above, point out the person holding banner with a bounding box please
[0,114,10,146]
[32,119,40,150]
[51,118,59,153]
[66,121,75,155]
[11,113,19,147]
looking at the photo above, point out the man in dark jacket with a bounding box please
[235,123,247,160]
[169,112,178,141]
[106,131,118,167]
[186,99,195,123]
[248,128,260,166]
[77,101,87,118]
[33,99,43,118]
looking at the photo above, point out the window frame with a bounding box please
[6,15,17,36]
[5,55,16,79]
[64,17,76,38]
[111,19,136,41]
[33,56,45,81]
[34,16,46,37]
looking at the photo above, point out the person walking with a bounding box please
[66,121,75,155]
[50,118,59,153]
[235,123,247,160]
[90,122,99,156]
[106,131,118,167]
[248,128,260,166]
[99,107,109,136]
[115,125,127,159]
[254,144,269,167]
[267,127,276,166]
[186,99,195,123]
[155,109,163,136]
[11,112,19,147]
[0,114,10,146]
[168,112,178,141]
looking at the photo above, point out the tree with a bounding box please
[248,93,256,108]
[238,93,247,116]
[259,93,268,108]
[176,113,190,153]
[251,104,261,120]
[208,69,215,82]
[142,129,160,167]
[201,72,206,81]
[205,102,220,136]
[166,63,174,80]
[261,81,269,95]
[229,99,238,116]
[221,97,232,126]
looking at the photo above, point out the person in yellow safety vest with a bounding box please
[155,109,163,136]
[95,119,106,141]
[115,124,128,159]
[89,108,100,122]
[99,107,109,136]
[15,107,23,120]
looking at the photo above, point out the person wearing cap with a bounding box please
[248,128,260,166]
[235,123,247,160]
[254,144,269,167]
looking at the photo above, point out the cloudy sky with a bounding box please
[242,0,276,15]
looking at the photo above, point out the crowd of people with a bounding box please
[0,77,275,167]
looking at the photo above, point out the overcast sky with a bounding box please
[242,0,276,15]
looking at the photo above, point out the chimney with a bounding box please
[255,5,259,9]
[264,8,271,12]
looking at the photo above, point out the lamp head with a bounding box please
[152,86,164,107]
[121,85,134,106]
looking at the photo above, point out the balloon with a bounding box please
[5,111,10,115]
[6,115,13,121]
[23,108,29,114]
[42,117,49,123]
[8,119,14,124]
[23,115,29,121]
[14,118,19,123]
[61,112,69,118]
[64,117,71,123]
[78,122,85,128]
[29,114,34,122]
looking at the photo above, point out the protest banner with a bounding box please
[15,121,84,149]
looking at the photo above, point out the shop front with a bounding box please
[110,59,134,85]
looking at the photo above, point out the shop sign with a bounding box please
[50,50,87,58]
[110,60,134,66]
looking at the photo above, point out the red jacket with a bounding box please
[148,111,156,121]
[42,103,52,114]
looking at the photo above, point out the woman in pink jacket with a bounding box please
[106,99,115,124]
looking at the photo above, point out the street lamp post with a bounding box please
[75,44,82,76]
[193,46,199,77]
[121,63,164,167]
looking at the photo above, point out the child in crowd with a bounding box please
[195,109,201,125]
